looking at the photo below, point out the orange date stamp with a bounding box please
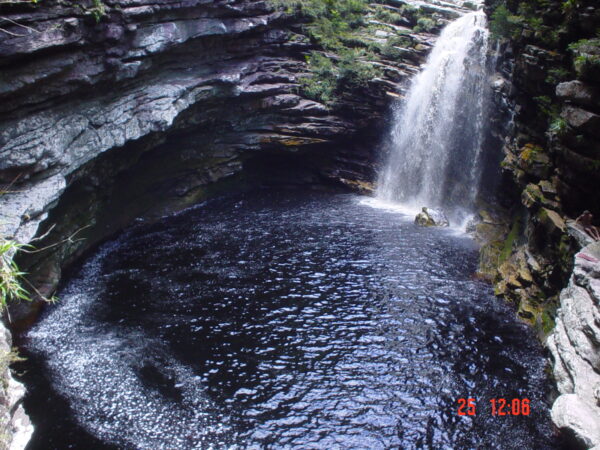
[457,398,531,416]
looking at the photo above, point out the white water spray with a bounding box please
[377,11,490,218]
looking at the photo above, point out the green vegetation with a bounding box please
[414,17,437,33]
[273,0,441,104]
[489,1,561,46]
[545,67,570,85]
[275,0,368,50]
[398,4,418,23]
[380,35,412,58]
[489,4,521,39]
[373,6,403,25]
[549,117,568,137]
[568,38,600,79]
[87,0,106,23]
[273,0,440,104]
[533,95,560,119]
[21,0,107,22]
[540,307,556,335]
[300,49,381,103]
[500,218,520,264]
[274,0,387,104]
[0,348,24,389]
[0,238,29,312]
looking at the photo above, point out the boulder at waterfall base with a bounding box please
[415,207,450,227]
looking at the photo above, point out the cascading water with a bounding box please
[377,11,490,219]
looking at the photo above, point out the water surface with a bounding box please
[22,189,558,449]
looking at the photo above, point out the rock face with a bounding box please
[547,242,600,448]
[0,0,452,447]
[0,0,441,305]
[482,0,600,335]
[414,207,449,227]
[482,1,600,442]
[0,323,33,450]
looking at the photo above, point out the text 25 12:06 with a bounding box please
[457,398,531,416]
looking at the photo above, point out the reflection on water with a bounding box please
[22,190,558,449]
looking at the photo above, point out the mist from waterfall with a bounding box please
[376,11,490,220]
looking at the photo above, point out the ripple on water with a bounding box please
[23,190,559,449]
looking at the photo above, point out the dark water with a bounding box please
[21,189,559,449]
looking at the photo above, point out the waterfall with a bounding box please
[376,11,490,219]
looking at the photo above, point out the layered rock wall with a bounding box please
[483,0,600,445]
[0,0,438,303]
[548,242,600,448]
[0,1,448,447]
[483,0,600,334]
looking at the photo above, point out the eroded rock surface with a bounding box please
[0,323,33,450]
[0,0,439,246]
[548,242,600,448]
[0,1,448,446]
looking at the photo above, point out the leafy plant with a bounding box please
[533,95,559,119]
[273,0,389,103]
[379,35,413,59]
[338,49,380,87]
[413,17,437,33]
[88,0,106,23]
[549,117,568,137]
[300,52,338,103]
[0,238,30,312]
[545,67,570,85]
[275,0,368,50]
[399,4,418,24]
[373,6,403,25]
[300,49,381,104]
[568,38,600,79]
[489,4,522,39]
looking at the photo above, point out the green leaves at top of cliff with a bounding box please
[274,0,368,51]
[273,0,383,104]
[489,1,564,46]
[489,0,600,81]
[489,0,598,48]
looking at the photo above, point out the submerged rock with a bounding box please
[414,207,449,227]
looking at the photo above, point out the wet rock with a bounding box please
[336,178,375,195]
[478,241,502,281]
[539,208,567,233]
[474,222,507,244]
[414,207,449,227]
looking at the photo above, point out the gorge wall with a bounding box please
[1,0,599,447]
[0,1,456,447]
[0,0,446,309]
[483,0,600,446]
[483,0,599,331]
